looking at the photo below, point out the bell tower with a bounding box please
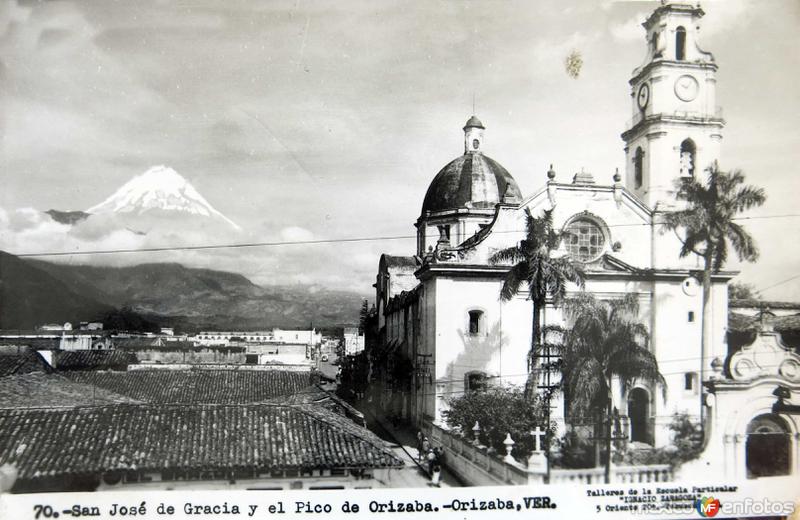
[621,2,724,209]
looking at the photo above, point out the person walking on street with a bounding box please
[427,448,441,487]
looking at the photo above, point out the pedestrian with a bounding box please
[430,462,441,487]
[416,432,424,461]
[428,449,441,487]
[426,447,436,473]
[420,437,430,463]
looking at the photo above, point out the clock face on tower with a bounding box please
[637,83,650,110]
[674,74,699,102]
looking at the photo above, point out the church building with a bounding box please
[370,2,798,480]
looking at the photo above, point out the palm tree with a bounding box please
[560,293,666,483]
[489,208,585,383]
[490,207,584,482]
[662,164,765,434]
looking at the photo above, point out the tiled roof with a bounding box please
[265,386,366,426]
[382,255,419,269]
[65,370,315,404]
[111,338,164,349]
[728,312,800,333]
[0,404,403,481]
[0,338,60,351]
[0,373,138,408]
[730,299,800,310]
[728,312,757,332]
[55,350,137,371]
[0,348,53,377]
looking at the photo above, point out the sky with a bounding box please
[0,0,798,299]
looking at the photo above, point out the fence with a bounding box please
[426,423,673,486]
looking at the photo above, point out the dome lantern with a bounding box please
[463,115,485,154]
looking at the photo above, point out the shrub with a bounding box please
[443,385,552,460]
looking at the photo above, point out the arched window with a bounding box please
[465,371,488,392]
[684,372,698,393]
[634,147,644,188]
[676,26,686,60]
[468,310,484,335]
[627,387,652,444]
[679,139,696,178]
[746,414,791,478]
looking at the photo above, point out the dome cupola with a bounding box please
[421,116,521,215]
[416,117,522,256]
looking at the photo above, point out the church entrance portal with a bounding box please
[746,414,791,479]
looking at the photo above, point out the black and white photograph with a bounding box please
[0,0,798,517]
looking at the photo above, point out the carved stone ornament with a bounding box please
[729,330,800,383]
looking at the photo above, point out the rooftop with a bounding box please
[0,347,52,377]
[0,373,138,408]
[421,152,521,214]
[729,299,800,310]
[65,369,315,404]
[0,403,403,483]
[55,350,137,371]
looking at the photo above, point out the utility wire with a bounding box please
[756,273,800,294]
[11,213,800,258]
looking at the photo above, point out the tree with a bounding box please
[489,208,585,385]
[358,299,369,335]
[663,164,765,435]
[728,282,757,301]
[559,293,666,483]
[443,385,552,460]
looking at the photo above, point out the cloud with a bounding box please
[701,0,754,36]
[280,226,314,242]
[609,13,647,42]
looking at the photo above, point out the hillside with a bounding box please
[0,252,112,329]
[15,257,367,330]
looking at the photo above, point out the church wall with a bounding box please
[650,278,704,445]
[517,185,655,270]
[652,210,706,271]
[430,276,531,424]
[419,278,437,423]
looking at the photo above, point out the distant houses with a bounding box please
[0,322,395,493]
[0,341,402,492]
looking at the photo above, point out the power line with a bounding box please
[756,273,800,294]
[11,213,800,259]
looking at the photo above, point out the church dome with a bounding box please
[421,117,522,214]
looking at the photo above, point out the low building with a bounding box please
[0,367,402,492]
[0,403,403,492]
[64,368,316,404]
[0,346,53,376]
[343,327,365,356]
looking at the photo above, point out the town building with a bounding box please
[343,327,365,356]
[369,1,799,480]
[0,365,402,492]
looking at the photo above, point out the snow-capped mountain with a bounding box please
[87,165,240,230]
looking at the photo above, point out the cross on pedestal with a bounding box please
[530,426,546,453]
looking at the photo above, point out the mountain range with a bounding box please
[1,165,368,331]
[45,165,240,233]
[0,252,368,331]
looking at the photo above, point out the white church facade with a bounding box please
[369,2,799,480]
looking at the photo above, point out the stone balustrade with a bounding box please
[426,423,673,486]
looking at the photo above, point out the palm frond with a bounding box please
[499,262,527,302]
[727,221,759,263]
